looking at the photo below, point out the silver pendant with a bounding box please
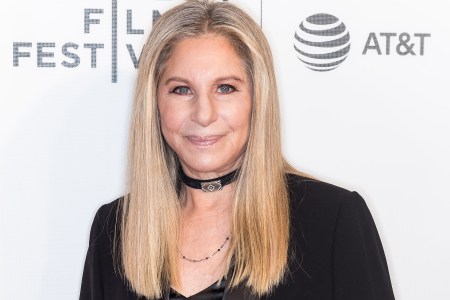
[201,180,223,192]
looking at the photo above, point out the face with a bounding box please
[157,34,252,179]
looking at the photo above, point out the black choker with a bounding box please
[179,168,239,192]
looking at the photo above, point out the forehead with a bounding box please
[162,34,247,79]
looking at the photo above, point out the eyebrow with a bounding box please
[163,75,245,85]
[163,77,189,85]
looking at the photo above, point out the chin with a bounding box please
[181,156,236,176]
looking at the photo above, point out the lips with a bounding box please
[186,135,223,146]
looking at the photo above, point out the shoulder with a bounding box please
[285,173,373,248]
[81,197,141,300]
[285,173,364,215]
[275,177,395,298]
[95,197,122,224]
[88,197,123,248]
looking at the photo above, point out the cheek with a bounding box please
[227,99,252,133]
[158,102,186,142]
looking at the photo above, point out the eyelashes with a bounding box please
[171,86,191,95]
[217,84,236,94]
[170,84,238,95]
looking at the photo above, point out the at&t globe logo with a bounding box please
[294,13,350,71]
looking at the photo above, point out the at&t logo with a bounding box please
[294,12,431,72]
[294,13,351,72]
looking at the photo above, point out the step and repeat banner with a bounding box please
[1,0,449,299]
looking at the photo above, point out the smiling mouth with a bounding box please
[186,135,223,146]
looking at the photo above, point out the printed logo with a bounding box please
[294,13,350,72]
[11,0,261,84]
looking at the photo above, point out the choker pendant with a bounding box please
[179,168,239,192]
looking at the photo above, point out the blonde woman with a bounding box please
[80,1,395,299]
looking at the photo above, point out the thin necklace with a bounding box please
[181,234,231,263]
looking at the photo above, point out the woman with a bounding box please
[80,1,395,299]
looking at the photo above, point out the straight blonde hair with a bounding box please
[118,0,294,298]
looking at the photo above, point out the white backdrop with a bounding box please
[1,0,449,299]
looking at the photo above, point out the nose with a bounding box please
[190,92,218,127]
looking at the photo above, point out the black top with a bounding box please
[169,280,226,299]
[79,174,395,300]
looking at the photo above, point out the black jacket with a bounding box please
[80,174,395,299]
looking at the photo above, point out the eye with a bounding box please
[171,86,192,95]
[217,84,236,94]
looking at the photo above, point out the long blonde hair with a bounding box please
[119,0,293,298]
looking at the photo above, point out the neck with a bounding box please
[182,182,234,215]
[180,185,233,242]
